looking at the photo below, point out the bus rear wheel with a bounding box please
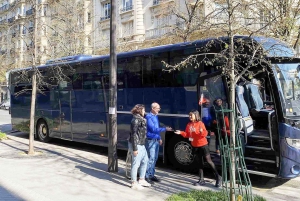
[37,120,51,143]
[167,135,198,172]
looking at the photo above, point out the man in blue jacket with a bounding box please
[145,102,172,184]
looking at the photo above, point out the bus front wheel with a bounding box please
[167,135,198,172]
[37,120,51,143]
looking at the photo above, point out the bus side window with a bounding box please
[118,57,142,88]
[170,49,200,87]
[83,73,102,90]
[204,76,227,105]
[72,74,82,90]
[152,52,170,87]
[142,56,154,87]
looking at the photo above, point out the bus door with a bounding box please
[82,73,109,146]
[198,71,227,160]
[58,81,73,140]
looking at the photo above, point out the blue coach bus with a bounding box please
[9,36,300,179]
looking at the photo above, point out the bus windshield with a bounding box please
[274,63,300,117]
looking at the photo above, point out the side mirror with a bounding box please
[297,64,300,73]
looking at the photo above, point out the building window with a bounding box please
[22,26,26,34]
[121,0,133,12]
[43,6,47,16]
[88,36,91,46]
[87,12,91,23]
[100,3,110,21]
[214,3,228,22]
[121,21,133,37]
[156,15,171,27]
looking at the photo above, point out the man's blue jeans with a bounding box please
[128,142,148,182]
[146,139,160,179]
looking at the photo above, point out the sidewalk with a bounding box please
[0,132,219,201]
[1,132,300,201]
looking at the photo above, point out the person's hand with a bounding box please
[166,126,173,131]
[200,128,203,132]
[133,151,138,156]
[174,130,181,135]
[159,139,163,146]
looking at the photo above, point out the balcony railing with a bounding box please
[26,9,33,16]
[145,26,172,39]
[100,15,110,21]
[121,5,133,12]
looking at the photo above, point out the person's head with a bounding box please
[189,109,201,122]
[131,104,145,117]
[151,102,161,115]
[214,98,223,106]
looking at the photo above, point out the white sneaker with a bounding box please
[139,179,151,187]
[131,182,144,190]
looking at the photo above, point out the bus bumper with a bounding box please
[279,123,300,178]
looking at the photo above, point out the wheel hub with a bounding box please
[42,127,47,135]
[174,141,194,165]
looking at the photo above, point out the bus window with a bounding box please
[58,80,72,90]
[170,49,200,87]
[142,56,154,88]
[72,74,83,90]
[203,76,227,105]
[83,73,102,90]
[152,52,172,87]
[118,57,142,88]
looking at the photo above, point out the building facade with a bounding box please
[0,0,299,72]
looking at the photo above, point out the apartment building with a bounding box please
[0,0,93,70]
[94,0,201,52]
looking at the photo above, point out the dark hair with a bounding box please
[131,104,145,115]
[189,109,201,121]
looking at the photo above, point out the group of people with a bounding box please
[128,101,222,190]
[128,102,172,190]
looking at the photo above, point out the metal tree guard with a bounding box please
[213,106,253,200]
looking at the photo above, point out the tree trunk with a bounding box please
[108,0,118,172]
[229,77,236,201]
[227,3,236,197]
[28,72,37,155]
[228,48,237,199]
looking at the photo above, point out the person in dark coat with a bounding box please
[128,104,151,190]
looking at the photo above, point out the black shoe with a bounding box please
[194,180,205,186]
[145,178,154,184]
[151,176,161,182]
[215,175,222,187]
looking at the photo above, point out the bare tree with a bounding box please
[3,0,95,155]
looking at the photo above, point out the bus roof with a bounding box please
[10,36,298,73]
[45,54,95,65]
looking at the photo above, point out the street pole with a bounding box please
[108,0,118,172]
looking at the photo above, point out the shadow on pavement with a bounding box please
[4,132,278,191]
[0,185,23,201]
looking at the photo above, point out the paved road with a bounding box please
[0,109,300,201]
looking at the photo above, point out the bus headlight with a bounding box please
[286,138,300,149]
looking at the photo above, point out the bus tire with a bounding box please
[37,120,51,143]
[167,135,198,172]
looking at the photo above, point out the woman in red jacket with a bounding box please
[175,109,221,187]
